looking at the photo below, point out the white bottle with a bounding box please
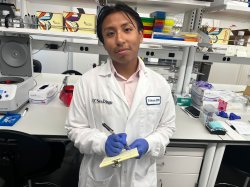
[24,15,29,28]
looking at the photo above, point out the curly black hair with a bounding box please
[97,2,143,44]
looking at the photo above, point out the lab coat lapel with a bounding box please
[100,59,128,106]
[129,71,149,119]
[107,75,128,106]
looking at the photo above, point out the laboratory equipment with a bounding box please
[0,35,35,112]
[29,84,58,104]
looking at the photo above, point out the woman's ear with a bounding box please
[139,30,143,43]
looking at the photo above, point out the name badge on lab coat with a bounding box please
[146,96,161,105]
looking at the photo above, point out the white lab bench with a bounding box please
[1,73,250,187]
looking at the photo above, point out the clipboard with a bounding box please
[99,148,139,168]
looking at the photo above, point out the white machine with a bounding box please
[0,35,35,112]
[0,77,35,112]
[29,83,58,104]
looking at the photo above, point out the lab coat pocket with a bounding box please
[134,157,157,186]
[86,175,112,187]
[86,155,114,187]
[139,107,160,137]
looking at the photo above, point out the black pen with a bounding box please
[102,123,115,134]
[226,121,236,131]
[229,124,236,131]
[102,123,130,149]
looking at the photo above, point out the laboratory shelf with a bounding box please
[0,27,197,47]
[194,51,250,65]
[108,0,211,13]
[33,0,211,13]
[204,0,250,21]
[0,27,98,40]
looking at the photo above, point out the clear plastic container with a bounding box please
[199,104,216,125]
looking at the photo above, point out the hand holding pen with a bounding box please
[102,123,129,157]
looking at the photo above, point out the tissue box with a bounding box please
[175,94,191,106]
[36,11,63,32]
[63,12,96,33]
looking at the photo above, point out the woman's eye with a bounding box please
[105,31,114,37]
[124,27,133,32]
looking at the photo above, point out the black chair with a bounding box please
[0,130,65,187]
[33,59,42,73]
[62,70,82,75]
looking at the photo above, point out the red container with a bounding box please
[59,85,74,107]
[143,34,152,38]
[143,26,153,30]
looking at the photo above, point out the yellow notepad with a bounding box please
[99,148,139,168]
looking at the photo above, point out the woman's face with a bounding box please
[102,11,143,66]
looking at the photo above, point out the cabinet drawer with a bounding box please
[157,173,198,187]
[156,155,203,173]
[165,147,205,157]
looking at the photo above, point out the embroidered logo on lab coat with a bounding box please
[92,99,112,105]
[146,96,161,105]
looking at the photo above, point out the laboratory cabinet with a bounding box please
[156,146,205,187]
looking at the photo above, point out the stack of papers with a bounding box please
[226,120,250,135]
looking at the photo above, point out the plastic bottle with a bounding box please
[235,31,245,46]
[13,9,24,28]
[32,15,38,29]
[24,14,29,28]
[27,14,33,28]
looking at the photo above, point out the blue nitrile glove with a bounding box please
[105,133,127,157]
[129,138,149,159]
[216,111,228,118]
[229,113,241,120]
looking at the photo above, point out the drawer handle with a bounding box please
[156,162,165,167]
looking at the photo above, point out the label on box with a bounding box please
[63,12,96,33]
[37,11,63,32]
[207,27,231,45]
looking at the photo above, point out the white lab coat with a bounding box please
[65,57,176,187]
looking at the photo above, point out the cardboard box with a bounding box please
[228,29,250,46]
[243,85,250,96]
[63,12,96,33]
[207,27,231,45]
[36,11,63,32]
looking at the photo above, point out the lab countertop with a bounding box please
[1,73,250,143]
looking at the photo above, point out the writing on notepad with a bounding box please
[99,148,139,168]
